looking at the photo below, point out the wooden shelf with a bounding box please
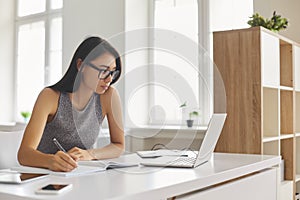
[263,136,279,143]
[263,85,279,90]
[281,138,294,180]
[280,42,293,88]
[280,134,294,140]
[279,86,293,91]
[263,88,279,138]
[280,90,293,135]
[213,27,298,198]
[262,134,294,142]
[263,140,279,156]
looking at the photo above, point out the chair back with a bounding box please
[0,123,26,169]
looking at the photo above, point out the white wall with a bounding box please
[63,0,151,127]
[0,0,15,122]
[209,0,253,32]
[63,0,126,73]
[254,0,300,43]
[63,0,126,128]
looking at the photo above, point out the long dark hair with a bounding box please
[49,36,122,92]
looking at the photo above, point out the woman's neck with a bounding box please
[70,86,94,111]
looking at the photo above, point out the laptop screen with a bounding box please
[194,113,227,167]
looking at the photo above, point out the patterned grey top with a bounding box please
[37,92,103,154]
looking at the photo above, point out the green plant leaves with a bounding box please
[248,11,288,32]
[189,111,199,119]
[179,101,187,108]
[21,111,31,118]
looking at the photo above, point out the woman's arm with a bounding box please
[68,87,125,160]
[18,88,77,171]
[99,87,125,157]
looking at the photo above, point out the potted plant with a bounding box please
[247,11,288,32]
[180,102,199,128]
[21,111,31,123]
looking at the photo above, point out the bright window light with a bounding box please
[15,0,63,121]
[18,0,46,17]
[17,21,45,112]
[153,0,199,124]
[50,0,63,9]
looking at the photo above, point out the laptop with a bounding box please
[140,113,227,168]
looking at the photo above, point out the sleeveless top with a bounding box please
[37,92,103,154]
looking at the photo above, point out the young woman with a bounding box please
[18,36,124,172]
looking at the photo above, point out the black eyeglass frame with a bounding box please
[85,62,120,80]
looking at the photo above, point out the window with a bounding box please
[15,0,62,120]
[152,0,200,124]
[124,0,212,127]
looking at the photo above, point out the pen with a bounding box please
[52,138,67,153]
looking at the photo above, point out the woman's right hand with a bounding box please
[47,151,78,172]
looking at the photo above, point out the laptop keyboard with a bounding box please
[168,157,196,165]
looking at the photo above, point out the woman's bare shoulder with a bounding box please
[100,86,119,102]
[103,86,118,97]
[31,88,61,116]
[34,88,60,110]
[100,87,120,114]
[38,88,60,100]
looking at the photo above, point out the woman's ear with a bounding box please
[76,59,83,71]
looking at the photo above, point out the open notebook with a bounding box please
[12,160,138,177]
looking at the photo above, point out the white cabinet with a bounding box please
[280,181,293,200]
[176,168,277,200]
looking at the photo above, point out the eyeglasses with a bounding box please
[86,62,120,80]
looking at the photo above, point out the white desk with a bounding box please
[0,153,280,200]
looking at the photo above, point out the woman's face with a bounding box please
[81,53,117,94]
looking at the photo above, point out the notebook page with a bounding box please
[11,165,105,177]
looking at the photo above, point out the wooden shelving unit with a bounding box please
[213,26,300,199]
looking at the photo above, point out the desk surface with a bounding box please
[0,153,280,200]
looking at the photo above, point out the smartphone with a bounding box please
[35,184,72,195]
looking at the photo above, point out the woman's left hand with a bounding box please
[68,147,95,161]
